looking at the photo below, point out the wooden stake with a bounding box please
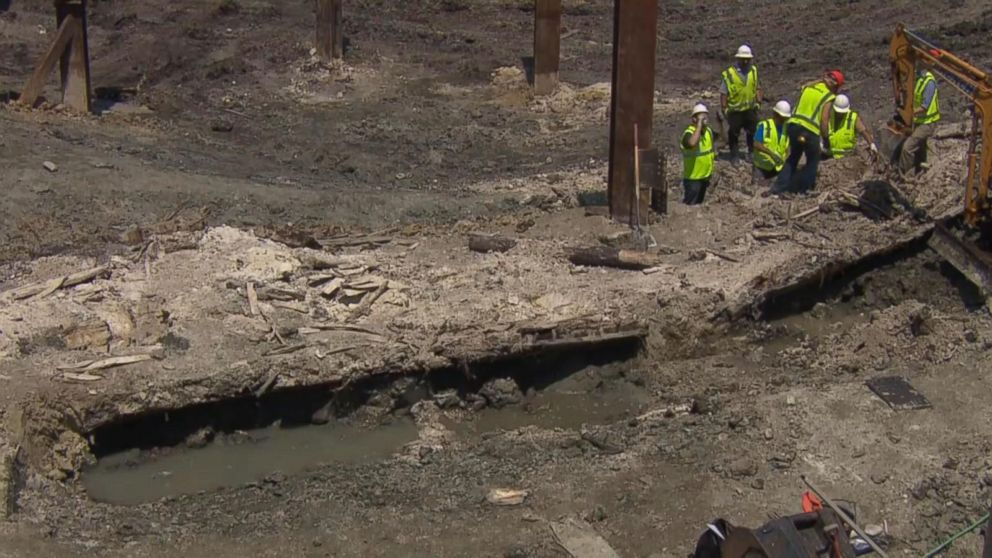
[316,0,343,61]
[533,0,561,95]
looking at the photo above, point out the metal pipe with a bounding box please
[800,475,889,558]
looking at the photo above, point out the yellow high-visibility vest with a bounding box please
[789,82,835,135]
[914,71,941,125]
[681,125,715,180]
[828,111,859,159]
[722,65,759,112]
[753,118,790,171]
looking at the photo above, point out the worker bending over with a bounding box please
[720,45,763,162]
[773,70,844,194]
[900,68,940,174]
[681,103,716,205]
[752,101,792,187]
[826,95,878,159]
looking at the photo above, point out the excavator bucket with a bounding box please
[929,223,992,308]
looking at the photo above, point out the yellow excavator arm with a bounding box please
[890,24,992,226]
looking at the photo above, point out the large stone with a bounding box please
[479,378,523,408]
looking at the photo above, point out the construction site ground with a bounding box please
[2,1,992,557]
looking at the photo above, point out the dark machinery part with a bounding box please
[889,24,992,299]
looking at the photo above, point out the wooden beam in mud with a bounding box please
[20,0,91,112]
[316,0,343,61]
[607,0,657,225]
[533,0,562,95]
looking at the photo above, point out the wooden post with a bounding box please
[607,0,657,225]
[316,0,343,61]
[533,0,561,95]
[20,0,91,113]
[57,0,91,112]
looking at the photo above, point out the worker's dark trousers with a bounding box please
[683,178,710,205]
[727,109,758,158]
[773,124,821,194]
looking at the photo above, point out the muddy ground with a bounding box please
[1,0,992,557]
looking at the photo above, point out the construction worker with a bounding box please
[826,94,878,159]
[900,68,940,174]
[772,70,844,194]
[681,103,715,205]
[752,100,792,186]
[720,45,763,162]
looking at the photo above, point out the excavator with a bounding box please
[887,24,992,302]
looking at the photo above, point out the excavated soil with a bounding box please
[1,1,992,557]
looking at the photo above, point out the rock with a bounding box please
[728,458,758,479]
[763,429,774,441]
[585,505,608,523]
[870,472,890,485]
[210,120,234,132]
[64,320,112,351]
[42,160,58,172]
[942,458,959,470]
[786,396,796,406]
[580,427,624,455]
[964,329,978,343]
[479,377,523,408]
[751,478,765,490]
[390,377,429,407]
[120,225,145,246]
[433,389,461,409]
[263,471,286,485]
[185,426,215,449]
[908,306,933,337]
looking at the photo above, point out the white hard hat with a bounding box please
[833,94,851,113]
[735,45,753,59]
[692,103,709,116]
[773,100,792,117]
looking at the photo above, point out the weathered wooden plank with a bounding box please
[533,0,561,95]
[316,0,343,61]
[19,14,78,108]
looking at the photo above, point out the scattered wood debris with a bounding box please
[486,488,529,506]
[567,246,661,270]
[56,354,154,373]
[3,265,110,301]
[247,282,260,316]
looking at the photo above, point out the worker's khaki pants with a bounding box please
[899,123,934,175]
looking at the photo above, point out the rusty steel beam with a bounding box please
[533,0,561,95]
[316,0,343,61]
[607,0,657,225]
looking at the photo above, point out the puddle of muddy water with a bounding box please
[448,372,650,438]
[83,368,649,506]
[83,419,419,506]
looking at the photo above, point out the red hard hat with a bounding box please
[827,70,845,87]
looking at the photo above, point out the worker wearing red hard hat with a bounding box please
[771,70,845,195]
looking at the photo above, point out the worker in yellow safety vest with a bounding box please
[752,100,792,187]
[825,95,878,160]
[681,103,716,205]
[719,45,763,162]
[899,68,941,174]
[771,70,844,195]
